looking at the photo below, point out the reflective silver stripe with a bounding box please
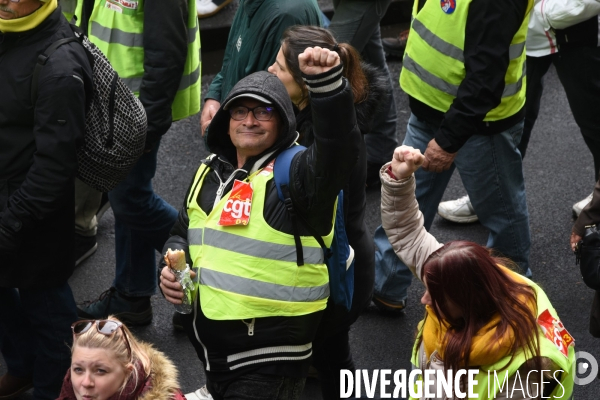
[62,0,77,14]
[502,62,526,98]
[178,65,200,91]
[228,344,312,362]
[509,42,525,60]
[502,76,523,97]
[203,228,324,265]
[188,228,203,245]
[405,54,524,99]
[413,19,464,62]
[189,23,199,43]
[403,54,459,97]
[201,268,330,302]
[229,354,312,370]
[113,61,199,95]
[91,21,143,47]
[228,346,313,370]
[414,19,525,62]
[121,76,142,93]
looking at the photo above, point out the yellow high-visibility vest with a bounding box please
[186,160,333,320]
[409,277,574,400]
[84,0,201,120]
[400,0,532,120]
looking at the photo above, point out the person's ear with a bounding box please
[126,363,134,375]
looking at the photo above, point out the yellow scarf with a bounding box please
[422,267,535,367]
[0,0,57,33]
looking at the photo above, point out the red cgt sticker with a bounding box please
[537,309,574,358]
[218,180,253,226]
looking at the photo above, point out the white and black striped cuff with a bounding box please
[226,343,313,370]
[302,63,344,95]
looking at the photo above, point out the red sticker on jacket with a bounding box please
[537,309,574,357]
[218,180,253,226]
[259,160,275,176]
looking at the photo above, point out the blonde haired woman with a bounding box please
[57,318,184,400]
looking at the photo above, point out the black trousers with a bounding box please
[520,46,600,181]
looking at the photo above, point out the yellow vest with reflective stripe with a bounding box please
[186,160,333,321]
[86,0,201,121]
[400,0,532,120]
[409,277,574,400]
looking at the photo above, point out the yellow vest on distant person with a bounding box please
[400,0,532,120]
[64,0,201,121]
[186,159,333,320]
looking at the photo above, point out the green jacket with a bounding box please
[205,0,321,102]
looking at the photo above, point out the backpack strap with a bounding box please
[273,145,333,266]
[274,145,306,202]
[274,145,306,266]
[31,37,80,105]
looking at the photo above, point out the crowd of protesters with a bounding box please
[1,0,598,399]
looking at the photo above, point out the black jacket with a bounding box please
[295,62,388,335]
[555,16,600,52]
[162,68,361,381]
[0,8,92,288]
[573,178,600,338]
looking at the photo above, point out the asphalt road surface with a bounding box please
[3,59,599,399]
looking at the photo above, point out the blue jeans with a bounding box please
[206,374,305,400]
[374,114,532,302]
[329,0,398,164]
[0,283,77,400]
[108,140,178,297]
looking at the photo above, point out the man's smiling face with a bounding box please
[228,98,281,162]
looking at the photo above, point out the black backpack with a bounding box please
[31,25,147,192]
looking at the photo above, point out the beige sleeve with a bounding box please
[380,165,444,281]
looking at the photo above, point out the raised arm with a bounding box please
[289,47,361,233]
[380,146,443,279]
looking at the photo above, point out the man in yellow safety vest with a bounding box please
[373,0,535,313]
[159,47,360,400]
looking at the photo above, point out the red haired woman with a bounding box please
[380,146,575,400]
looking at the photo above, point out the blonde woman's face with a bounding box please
[71,346,131,400]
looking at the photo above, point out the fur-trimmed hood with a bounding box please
[138,342,182,400]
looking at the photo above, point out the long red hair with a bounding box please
[421,241,541,372]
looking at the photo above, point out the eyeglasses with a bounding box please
[72,320,132,358]
[229,105,275,121]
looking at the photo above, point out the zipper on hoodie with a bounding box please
[242,318,255,336]
[192,291,211,370]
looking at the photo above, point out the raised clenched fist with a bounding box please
[298,46,340,75]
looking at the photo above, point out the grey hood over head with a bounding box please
[205,71,298,167]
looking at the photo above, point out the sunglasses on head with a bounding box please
[72,320,132,358]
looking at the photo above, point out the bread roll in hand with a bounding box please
[164,248,187,271]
